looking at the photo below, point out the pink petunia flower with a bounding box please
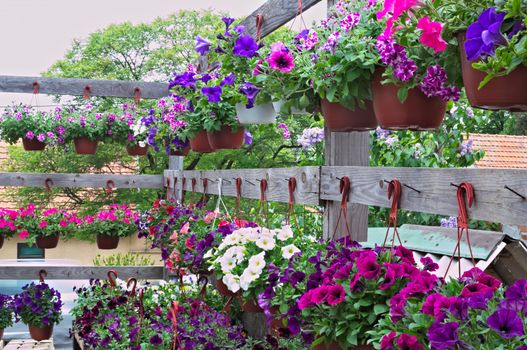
[267,50,295,73]
[19,230,29,239]
[326,284,346,305]
[417,17,447,53]
[39,221,48,228]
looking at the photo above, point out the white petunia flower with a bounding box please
[224,246,245,262]
[223,274,241,293]
[240,268,260,291]
[248,252,266,273]
[276,225,294,241]
[223,232,240,246]
[256,235,276,251]
[281,244,300,260]
[220,256,237,273]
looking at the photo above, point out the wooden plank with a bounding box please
[165,167,320,205]
[0,173,164,189]
[321,166,527,226]
[239,0,322,38]
[3,339,54,350]
[0,266,165,280]
[0,75,168,99]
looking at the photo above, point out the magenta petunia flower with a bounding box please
[380,332,396,350]
[420,257,439,271]
[460,282,493,298]
[311,285,330,304]
[417,17,447,53]
[379,264,396,290]
[396,334,423,350]
[37,133,46,142]
[297,289,315,310]
[267,50,295,73]
[326,284,346,306]
[487,308,525,339]
[25,131,34,140]
[477,272,501,290]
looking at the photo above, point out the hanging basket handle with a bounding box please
[83,85,92,100]
[39,269,47,283]
[32,81,40,94]
[107,270,118,287]
[44,178,53,192]
[255,14,264,41]
[127,277,137,297]
[106,180,115,195]
[287,177,298,226]
[165,177,171,200]
[201,178,208,204]
[133,87,141,104]
[181,177,186,204]
[198,275,208,300]
[331,176,352,241]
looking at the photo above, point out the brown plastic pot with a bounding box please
[458,32,527,111]
[215,279,237,297]
[241,299,263,313]
[170,146,190,156]
[321,99,377,131]
[96,234,120,250]
[29,325,53,341]
[207,125,245,150]
[22,138,46,151]
[36,234,59,249]
[74,137,98,155]
[314,342,374,350]
[0,235,3,249]
[126,144,148,156]
[0,328,3,341]
[189,130,214,153]
[372,69,446,130]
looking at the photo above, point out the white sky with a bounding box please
[0,0,325,106]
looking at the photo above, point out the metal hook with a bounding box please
[403,183,421,194]
[205,178,218,183]
[222,179,232,184]
[245,180,256,186]
[39,269,47,283]
[504,185,526,200]
[450,183,461,188]
[44,178,53,192]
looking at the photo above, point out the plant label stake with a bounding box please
[331,176,352,243]
[382,179,404,262]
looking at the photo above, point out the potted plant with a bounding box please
[36,208,70,249]
[83,204,138,250]
[444,0,527,110]
[151,96,191,156]
[373,0,461,129]
[297,1,379,131]
[15,204,60,249]
[13,281,63,341]
[109,103,150,156]
[0,104,58,151]
[65,104,107,154]
[0,209,17,249]
[0,294,14,341]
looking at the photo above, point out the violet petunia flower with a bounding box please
[396,334,423,350]
[201,86,222,102]
[239,82,261,108]
[427,322,465,350]
[487,308,525,339]
[220,73,236,86]
[465,7,506,61]
[222,17,235,32]
[244,130,253,145]
[195,35,211,56]
[233,35,259,57]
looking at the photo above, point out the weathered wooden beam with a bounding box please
[239,0,322,39]
[0,75,168,99]
[0,265,165,280]
[165,167,320,205]
[0,173,164,189]
[321,166,527,226]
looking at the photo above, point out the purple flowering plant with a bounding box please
[372,267,527,349]
[0,104,60,145]
[13,281,63,328]
[62,104,110,143]
[149,95,189,154]
[0,294,14,330]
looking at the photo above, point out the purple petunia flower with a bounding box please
[465,8,506,61]
[220,73,236,86]
[25,131,34,140]
[201,86,222,102]
[195,35,211,56]
[396,334,423,350]
[244,130,253,145]
[222,17,235,32]
[322,32,341,53]
[37,134,46,142]
[487,308,525,339]
[277,123,291,139]
[427,322,465,350]
[239,82,261,108]
[233,35,259,57]
[149,334,163,346]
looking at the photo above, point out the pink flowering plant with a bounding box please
[80,204,138,239]
[62,104,109,143]
[38,208,74,238]
[0,104,60,145]
[375,0,462,102]
[0,208,18,240]
[150,96,189,154]
[371,267,527,349]
[297,243,430,348]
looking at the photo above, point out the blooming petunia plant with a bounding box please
[0,104,61,145]
[0,208,18,241]
[13,281,63,328]
[62,104,110,143]
[80,204,138,239]
[148,95,189,155]
[0,294,14,331]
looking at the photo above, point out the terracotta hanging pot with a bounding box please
[321,99,377,131]
[314,342,374,350]
[170,146,191,156]
[458,32,527,111]
[96,234,120,250]
[22,138,46,151]
[189,130,214,153]
[0,235,3,249]
[0,328,3,341]
[74,137,98,155]
[215,279,237,297]
[36,234,59,249]
[207,125,245,150]
[372,69,446,130]
[236,102,276,124]
[29,324,53,341]
[241,299,263,313]
[126,144,148,156]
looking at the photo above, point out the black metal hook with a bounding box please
[450,183,461,188]
[204,178,218,183]
[403,183,421,194]
[504,185,526,200]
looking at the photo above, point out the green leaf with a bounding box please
[397,87,409,103]
[373,304,389,315]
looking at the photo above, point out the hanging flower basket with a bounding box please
[0,329,3,341]
[372,69,446,130]
[28,324,53,341]
[314,342,374,350]
[458,32,527,111]
[170,146,191,156]
[236,102,276,125]
[207,125,245,150]
[36,234,59,249]
[321,99,377,131]
[126,144,148,156]
[189,130,215,153]
[73,137,98,155]
[22,138,46,151]
[240,299,263,313]
[96,234,120,250]
[215,279,237,297]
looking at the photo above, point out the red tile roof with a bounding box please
[470,133,527,169]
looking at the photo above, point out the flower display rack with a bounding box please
[2,338,54,350]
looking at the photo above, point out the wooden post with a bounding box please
[323,0,369,242]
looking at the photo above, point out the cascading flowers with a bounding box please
[13,282,63,328]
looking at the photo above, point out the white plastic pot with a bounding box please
[272,100,308,115]
[236,102,276,125]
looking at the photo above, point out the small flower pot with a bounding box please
[372,69,446,130]
[189,130,215,153]
[0,328,4,341]
[458,32,527,111]
[36,234,59,249]
[207,125,245,150]
[215,279,237,297]
[0,235,3,249]
[96,234,120,250]
[22,138,46,151]
[314,342,374,350]
[321,98,377,131]
[28,324,53,341]
[73,137,98,155]
[126,144,148,156]
[236,102,276,124]
[170,146,190,156]
[241,299,263,313]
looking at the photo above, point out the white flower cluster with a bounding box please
[132,120,147,147]
[209,226,300,293]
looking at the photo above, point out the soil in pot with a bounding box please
[372,69,446,130]
[215,279,237,297]
[170,146,191,156]
[74,137,98,155]
[321,99,377,131]
[314,342,374,350]
[207,126,245,150]
[241,299,263,313]
[97,234,120,250]
[458,33,527,111]
[126,144,148,156]
[22,138,46,151]
[36,234,59,249]
[29,325,53,341]
[0,235,3,249]
[189,130,215,153]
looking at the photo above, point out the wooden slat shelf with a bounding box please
[3,338,54,350]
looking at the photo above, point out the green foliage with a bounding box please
[0,295,14,329]
[0,105,58,144]
[92,252,156,267]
